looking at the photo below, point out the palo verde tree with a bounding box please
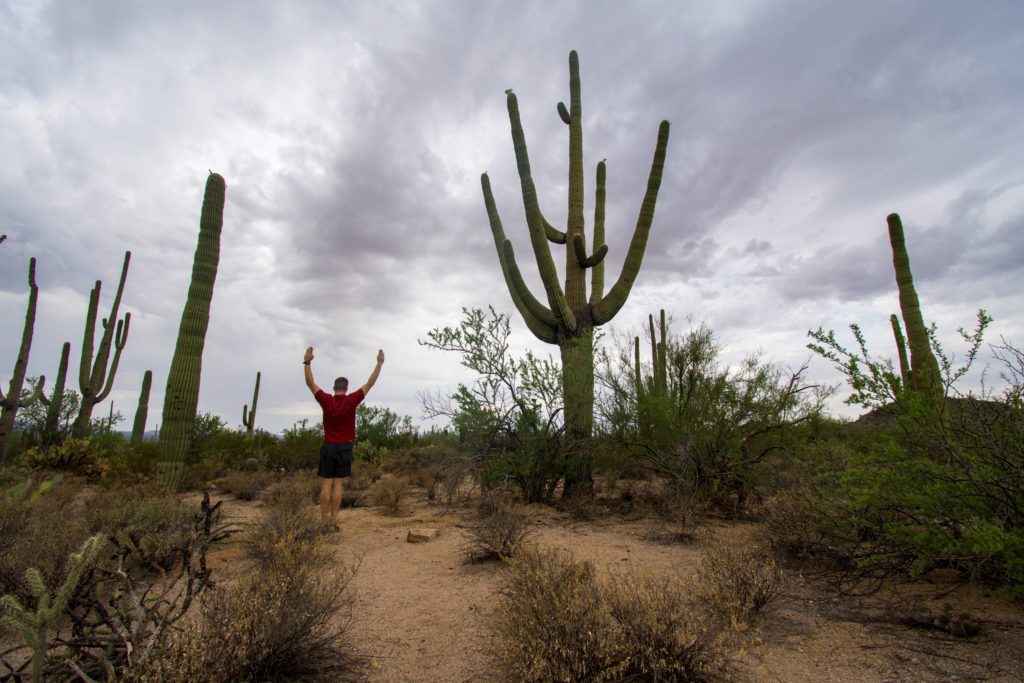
[0,258,41,462]
[157,172,226,491]
[481,50,670,491]
[72,251,131,437]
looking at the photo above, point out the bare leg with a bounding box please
[319,478,333,525]
[329,478,345,526]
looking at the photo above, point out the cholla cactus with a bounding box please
[1,534,107,683]
[0,258,40,462]
[482,51,670,490]
[157,172,226,491]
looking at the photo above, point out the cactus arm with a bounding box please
[42,342,70,444]
[592,120,671,326]
[890,314,911,388]
[481,173,559,343]
[78,283,100,397]
[542,217,567,244]
[571,234,608,268]
[590,160,607,303]
[94,312,129,403]
[87,251,131,399]
[505,90,577,334]
[557,101,571,125]
[564,50,587,311]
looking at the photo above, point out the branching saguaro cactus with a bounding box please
[242,370,260,438]
[131,370,152,445]
[72,251,131,437]
[0,258,40,462]
[633,310,668,434]
[158,172,226,491]
[887,213,942,399]
[40,342,71,446]
[482,50,670,489]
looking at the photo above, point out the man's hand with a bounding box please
[305,346,315,363]
[376,349,385,364]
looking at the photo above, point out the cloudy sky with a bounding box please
[2,0,1022,435]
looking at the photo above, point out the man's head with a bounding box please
[333,377,349,394]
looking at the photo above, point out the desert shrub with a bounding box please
[84,485,198,572]
[697,546,784,626]
[139,536,363,682]
[261,470,319,508]
[19,437,103,478]
[356,403,417,449]
[420,307,567,504]
[464,497,532,562]
[494,546,612,681]
[604,567,725,681]
[219,469,275,501]
[97,441,158,483]
[269,419,323,471]
[244,493,322,570]
[369,474,408,514]
[597,318,828,514]
[0,476,91,602]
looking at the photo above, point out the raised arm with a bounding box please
[360,349,385,395]
[304,346,321,395]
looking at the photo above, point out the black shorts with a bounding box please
[318,441,354,478]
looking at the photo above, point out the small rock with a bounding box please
[407,528,440,543]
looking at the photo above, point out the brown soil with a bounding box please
[205,486,1024,683]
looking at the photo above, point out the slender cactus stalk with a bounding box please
[157,173,226,491]
[481,51,670,493]
[889,314,911,389]
[0,258,39,462]
[72,251,131,437]
[131,370,152,445]
[241,371,261,438]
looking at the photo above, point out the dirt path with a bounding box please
[207,490,1024,682]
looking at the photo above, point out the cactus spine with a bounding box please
[40,342,71,445]
[72,251,131,437]
[131,370,152,445]
[887,213,942,400]
[0,258,39,462]
[242,371,260,438]
[482,51,670,489]
[157,172,226,491]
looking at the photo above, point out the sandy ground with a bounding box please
[207,487,1024,683]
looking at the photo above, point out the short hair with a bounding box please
[333,377,349,392]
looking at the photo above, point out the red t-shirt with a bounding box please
[314,388,365,443]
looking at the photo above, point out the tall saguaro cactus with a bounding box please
[887,213,942,400]
[157,172,226,491]
[40,342,71,445]
[131,370,152,445]
[242,371,260,438]
[0,258,39,462]
[482,50,670,488]
[72,251,132,437]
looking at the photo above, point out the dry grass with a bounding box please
[464,504,533,562]
[219,469,275,501]
[697,545,785,626]
[494,545,727,681]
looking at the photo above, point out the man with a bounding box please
[304,346,384,531]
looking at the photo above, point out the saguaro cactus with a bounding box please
[482,50,670,489]
[242,371,260,438]
[157,172,226,491]
[887,213,942,399]
[40,342,71,445]
[889,314,911,389]
[72,251,131,437]
[0,258,40,462]
[131,370,152,445]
